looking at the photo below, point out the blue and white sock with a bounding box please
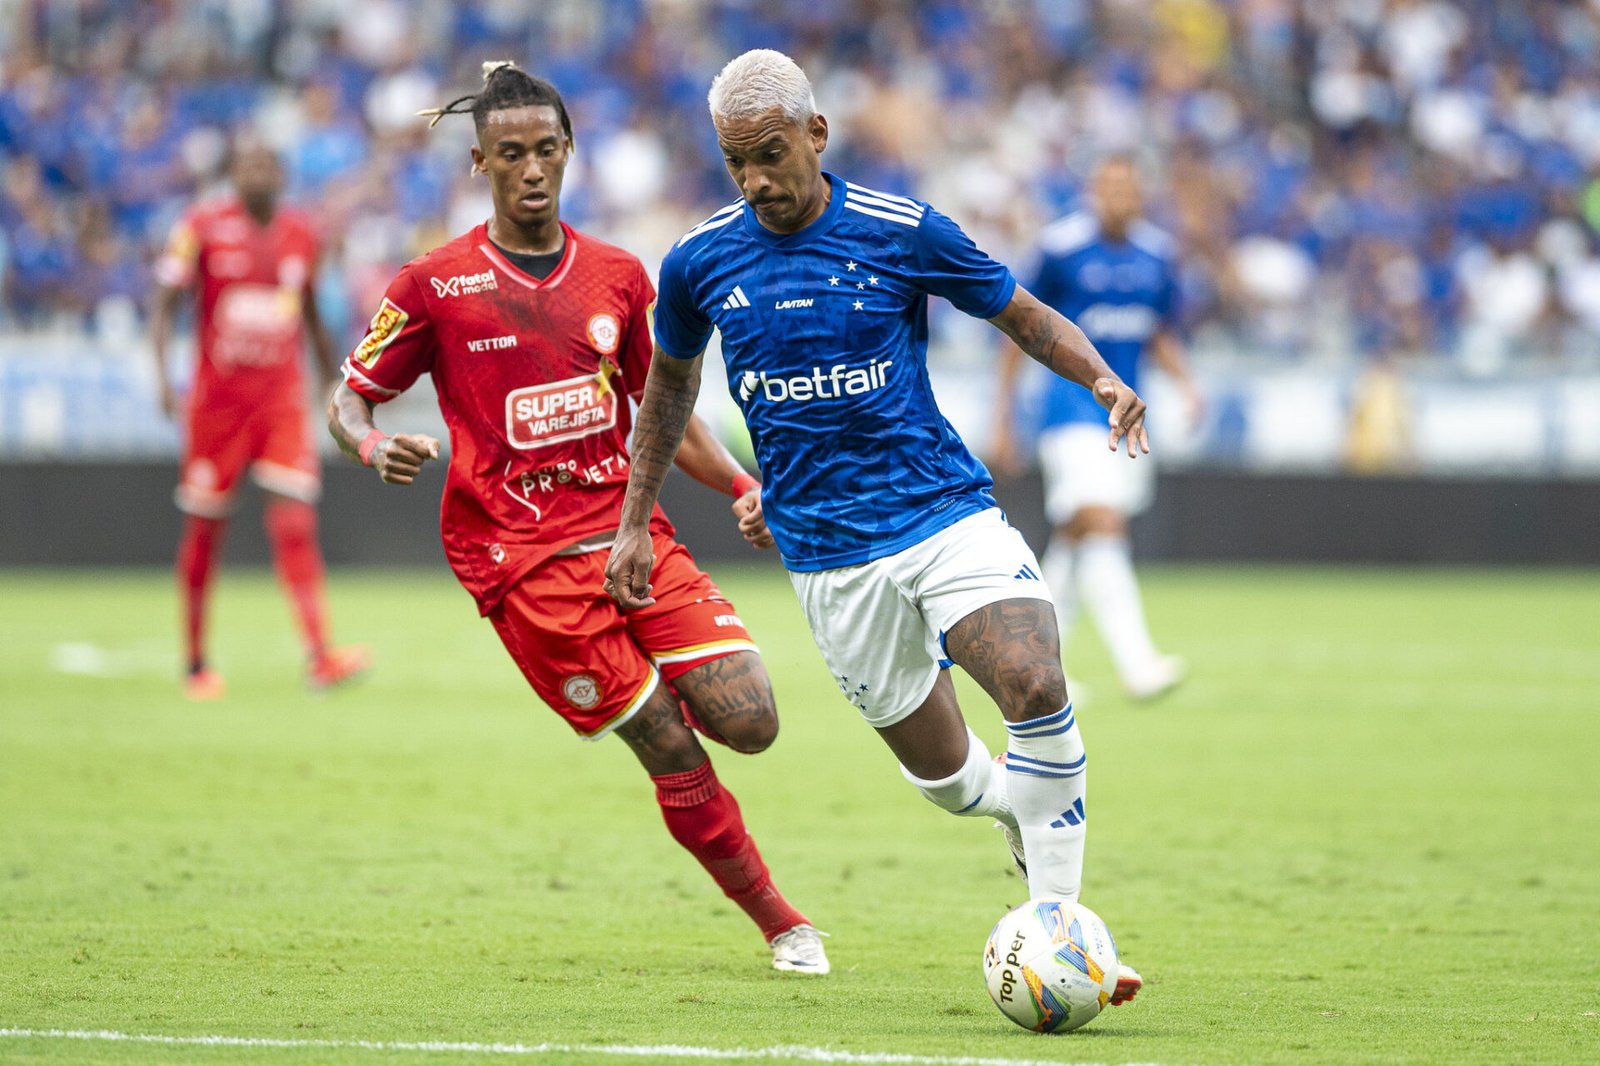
[901,727,1013,826]
[1004,703,1086,901]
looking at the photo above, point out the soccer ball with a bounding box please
[982,898,1119,1033]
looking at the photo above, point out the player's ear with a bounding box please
[469,146,487,176]
[809,113,828,155]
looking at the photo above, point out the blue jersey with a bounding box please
[654,172,1017,572]
[1029,212,1179,429]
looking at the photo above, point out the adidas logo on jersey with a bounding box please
[737,359,894,405]
[721,285,751,310]
[430,269,497,297]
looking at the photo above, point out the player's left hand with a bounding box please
[732,485,775,550]
[604,525,657,608]
[1094,377,1150,458]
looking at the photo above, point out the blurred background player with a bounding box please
[994,157,1199,702]
[151,140,369,699]
[327,62,828,975]
[606,49,1143,1003]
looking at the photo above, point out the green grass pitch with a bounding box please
[1,564,1597,1065]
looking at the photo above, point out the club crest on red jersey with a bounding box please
[353,298,408,368]
[562,674,602,710]
[586,311,620,355]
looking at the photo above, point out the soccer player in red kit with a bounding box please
[153,141,369,699]
[326,63,828,974]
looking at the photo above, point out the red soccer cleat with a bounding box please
[1110,963,1143,1006]
[184,667,226,701]
[308,645,373,691]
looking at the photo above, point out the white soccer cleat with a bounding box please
[996,819,1027,881]
[1110,963,1143,1005]
[991,753,1028,881]
[1125,654,1186,703]
[770,923,830,975]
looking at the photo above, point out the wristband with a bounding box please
[358,428,388,467]
[731,472,760,498]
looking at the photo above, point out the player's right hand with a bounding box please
[1094,378,1150,458]
[374,433,440,485]
[604,526,657,608]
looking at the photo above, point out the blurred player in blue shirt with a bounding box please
[607,50,1146,1005]
[994,158,1200,702]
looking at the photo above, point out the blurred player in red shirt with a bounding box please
[326,63,828,974]
[153,141,369,699]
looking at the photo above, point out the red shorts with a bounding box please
[176,400,319,516]
[488,530,758,739]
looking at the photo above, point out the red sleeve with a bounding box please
[154,206,202,289]
[341,268,435,402]
[620,259,658,402]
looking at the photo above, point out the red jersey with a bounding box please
[156,197,319,410]
[342,222,673,613]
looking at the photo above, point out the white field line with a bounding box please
[48,640,171,678]
[0,1028,1172,1066]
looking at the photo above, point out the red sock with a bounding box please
[176,515,226,673]
[652,759,809,942]
[263,498,329,660]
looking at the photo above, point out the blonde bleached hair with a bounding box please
[707,49,816,125]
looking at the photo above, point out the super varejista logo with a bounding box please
[737,358,894,404]
[504,360,621,450]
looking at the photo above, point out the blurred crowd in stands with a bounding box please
[2,0,1599,371]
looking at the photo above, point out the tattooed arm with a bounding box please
[990,286,1149,457]
[605,351,704,607]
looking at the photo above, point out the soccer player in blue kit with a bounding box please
[606,49,1145,1004]
[993,157,1200,701]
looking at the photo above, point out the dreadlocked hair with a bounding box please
[417,60,573,143]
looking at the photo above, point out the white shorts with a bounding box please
[787,508,1052,728]
[1038,423,1155,524]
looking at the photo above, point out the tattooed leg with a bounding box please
[671,651,779,754]
[616,668,810,940]
[943,598,1068,723]
[947,597,1086,900]
[616,682,708,774]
